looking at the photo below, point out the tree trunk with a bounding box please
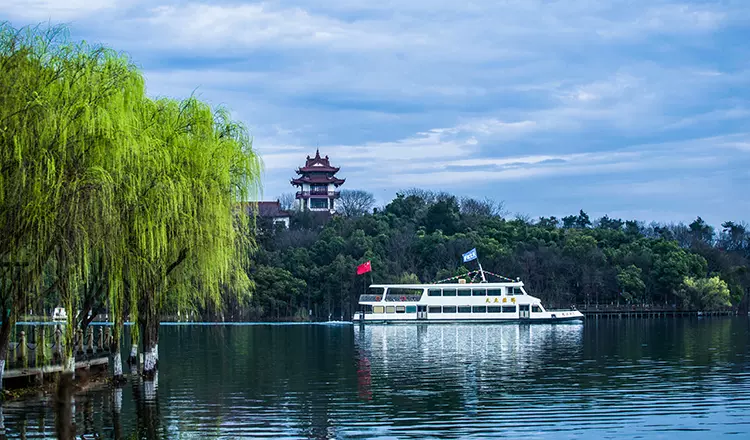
[140,300,159,380]
[63,301,76,377]
[54,372,75,440]
[0,309,11,392]
[78,303,92,332]
[113,387,123,440]
[111,325,125,384]
[128,342,138,366]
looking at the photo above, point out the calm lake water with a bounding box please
[3,318,750,439]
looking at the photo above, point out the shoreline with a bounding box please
[1,370,112,402]
[11,314,747,328]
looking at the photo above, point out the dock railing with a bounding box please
[5,325,113,371]
[575,304,736,317]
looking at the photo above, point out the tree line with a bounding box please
[243,189,749,320]
[0,23,260,388]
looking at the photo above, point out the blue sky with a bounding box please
[3,0,749,225]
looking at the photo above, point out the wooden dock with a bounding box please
[3,325,114,387]
[4,356,109,381]
[576,305,738,319]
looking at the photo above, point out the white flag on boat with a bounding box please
[462,248,478,263]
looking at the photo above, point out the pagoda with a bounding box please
[291,149,345,213]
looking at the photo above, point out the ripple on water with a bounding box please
[3,319,750,439]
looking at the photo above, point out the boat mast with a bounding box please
[477,261,487,283]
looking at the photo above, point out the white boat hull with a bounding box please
[353,311,584,324]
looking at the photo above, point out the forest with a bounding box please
[241,189,750,321]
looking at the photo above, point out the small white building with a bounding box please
[290,149,345,214]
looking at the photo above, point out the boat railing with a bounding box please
[358,294,423,302]
[385,295,422,302]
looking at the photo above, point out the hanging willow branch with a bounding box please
[0,22,262,376]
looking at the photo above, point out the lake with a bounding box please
[2,318,750,439]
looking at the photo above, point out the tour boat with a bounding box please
[353,270,583,324]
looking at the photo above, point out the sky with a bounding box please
[3,0,749,226]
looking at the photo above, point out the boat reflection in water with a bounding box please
[353,323,584,408]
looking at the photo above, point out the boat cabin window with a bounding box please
[406,306,417,313]
[457,288,472,297]
[428,306,442,313]
[367,287,385,296]
[487,288,502,297]
[472,288,487,296]
[508,286,523,295]
[386,306,396,314]
[362,305,373,314]
[487,306,502,313]
[373,306,384,314]
[442,306,457,313]
[396,305,406,313]
[531,305,542,313]
[501,306,516,313]
[428,288,442,297]
[472,306,487,313]
[458,306,472,313]
[442,288,457,297]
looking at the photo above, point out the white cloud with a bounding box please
[4,0,749,220]
[0,0,125,21]
[259,119,745,193]
[663,107,750,130]
[597,4,726,38]
[139,2,415,52]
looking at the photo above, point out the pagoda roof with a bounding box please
[291,175,346,186]
[296,149,340,174]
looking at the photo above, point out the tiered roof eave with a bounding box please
[295,165,340,174]
[290,176,346,186]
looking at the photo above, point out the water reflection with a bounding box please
[0,319,748,439]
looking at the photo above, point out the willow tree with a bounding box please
[1,23,260,386]
[0,23,142,383]
[0,23,56,388]
[121,96,260,378]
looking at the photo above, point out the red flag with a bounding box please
[356,261,372,275]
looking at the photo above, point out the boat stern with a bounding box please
[544,309,585,321]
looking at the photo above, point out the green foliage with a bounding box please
[248,191,749,320]
[250,266,306,320]
[0,23,260,363]
[617,265,646,304]
[676,276,732,310]
[396,273,421,284]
